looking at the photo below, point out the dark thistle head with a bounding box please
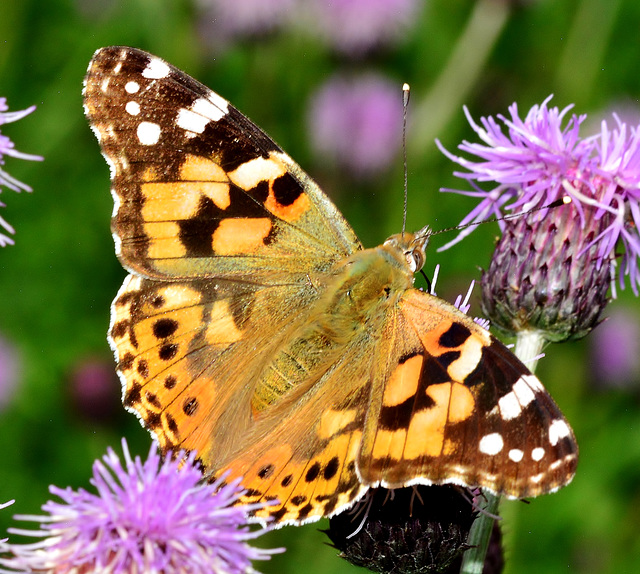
[326,485,504,574]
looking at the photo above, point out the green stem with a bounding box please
[459,330,545,574]
[409,0,511,156]
[459,491,500,574]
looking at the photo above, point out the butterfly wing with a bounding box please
[214,287,576,527]
[83,46,361,283]
[83,46,363,472]
[358,288,578,498]
[109,273,325,460]
[209,326,377,526]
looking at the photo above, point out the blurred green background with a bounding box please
[1,0,640,572]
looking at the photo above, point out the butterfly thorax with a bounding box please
[250,230,429,413]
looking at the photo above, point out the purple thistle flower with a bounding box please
[438,96,640,292]
[304,0,421,56]
[0,334,20,412]
[197,0,297,40]
[0,98,43,247]
[307,73,403,178]
[589,308,640,390]
[437,96,640,340]
[0,440,280,573]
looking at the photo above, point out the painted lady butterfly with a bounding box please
[83,47,577,527]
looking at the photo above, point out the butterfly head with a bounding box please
[383,225,432,274]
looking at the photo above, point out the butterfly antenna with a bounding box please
[402,83,410,236]
[430,196,572,237]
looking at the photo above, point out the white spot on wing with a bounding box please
[498,391,521,420]
[549,459,563,471]
[548,419,571,446]
[531,447,545,461]
[228,156,287,189]
[206,92,229,116]
[176,96,228,133]
[479,433,504,455]
[195,96,227,120]
[125,101,140,116]
[508,448,524,462]
[137,121,161,145]
[513,377,536,406]
[142,57,171,79]
[125,81,140,94]
[176,108,208,133]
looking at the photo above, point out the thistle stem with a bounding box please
[459,330,545,574]
[459,491,500,574]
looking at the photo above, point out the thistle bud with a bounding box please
[481,200,612,341]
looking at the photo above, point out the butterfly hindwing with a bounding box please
[110,271,325,463]
[211,288,576,526]
[215,336,375,524]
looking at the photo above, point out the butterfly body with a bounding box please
[84,46,578,527]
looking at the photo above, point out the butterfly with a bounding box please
[83,46,578,527]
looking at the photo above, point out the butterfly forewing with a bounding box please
[358,289,577,497]
[85,46,578,528]
[83,46,360,283]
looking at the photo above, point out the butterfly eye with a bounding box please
[406,249,424,273]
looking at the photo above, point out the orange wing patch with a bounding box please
[381,354,421,406]
[404,382,475,459]
[212,218,273,255]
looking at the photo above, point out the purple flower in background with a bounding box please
[306,0,421,55]
[70,357,120,422]
[438,97,640,340]
[0,440,280,573]
[197,0,297,38]
[590,308,640,389]
[0,334,20,412]
[308,73,403,178]
[0,98,42,247]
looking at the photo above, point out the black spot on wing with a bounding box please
[258,464,275,479]
[323,457,340,481]
[272,172,303,206]
[296,503,314,521]
[305,462,321,483]
[178,197,219,257]
[183,397,198,416]
[152,318,179,339]
[123,382,142,407]
[438,322,471,348]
